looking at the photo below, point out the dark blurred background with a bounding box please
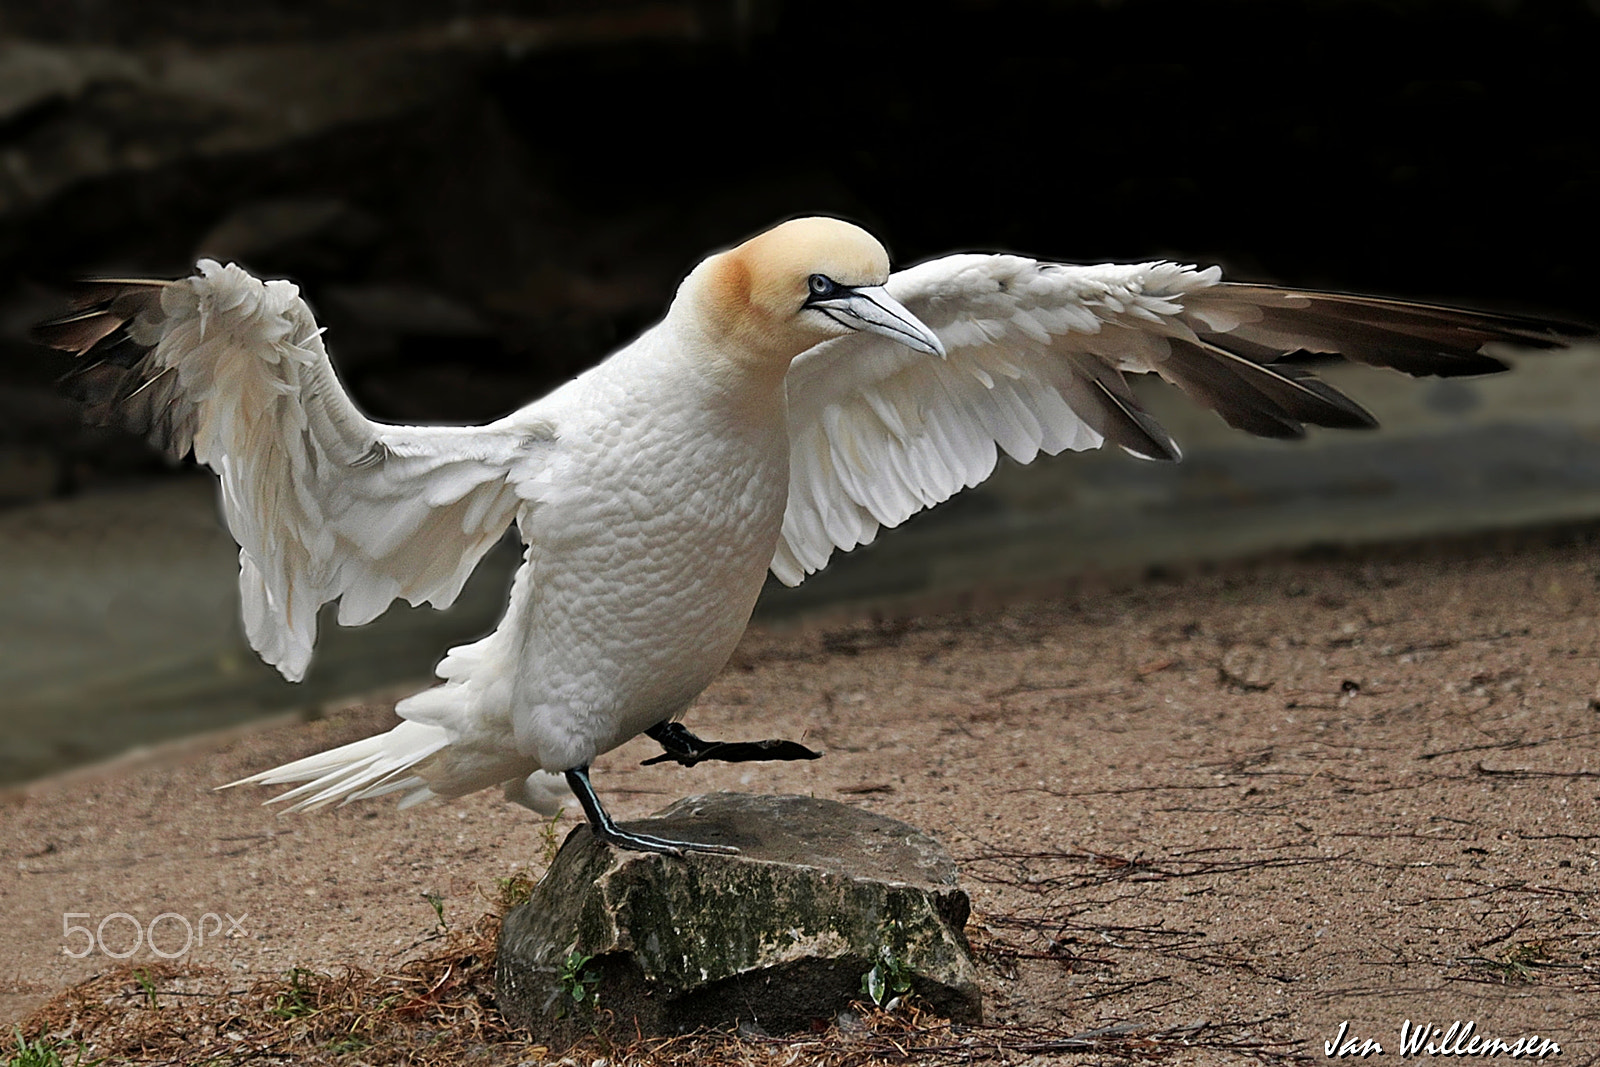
[2,0,1596,502]
[3,0,1599,781]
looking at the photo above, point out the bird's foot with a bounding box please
[640,720,822,767]
[588,822,738,856]
[563,765,738,856]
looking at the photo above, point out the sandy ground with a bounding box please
[2,528,1598,1059]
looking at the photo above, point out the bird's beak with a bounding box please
[812,285,947,357]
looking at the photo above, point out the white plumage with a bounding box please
[36,217,1584,852]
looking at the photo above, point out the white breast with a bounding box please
[504,329,791,771]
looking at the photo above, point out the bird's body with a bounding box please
[398,320,793,804]
[35,217,1589,852]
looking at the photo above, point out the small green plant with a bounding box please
[270,967,319,1020]
[539,812,563,867]
[860,944,914,1007]
[325,1036,371,1055]
[132,969,158,1011]
[422,891,447,931]
[494,873,537,911]
[2,1029,99,1067]
[556,950,602,1012]
[1482,940,1557,983]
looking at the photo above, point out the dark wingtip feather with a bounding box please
[1086,378,1182,461]
[1161,340,1314,440]
[32,278,171,355]
[1210,283,1594,381]
[1285,287,1597,350]
[1274,365,1379,429]
[31,278,193,455]
[1400,350,1511,378]
[1178,337,1383,433]
[30,308,126,356]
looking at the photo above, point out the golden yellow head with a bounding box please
[680,217,942,375]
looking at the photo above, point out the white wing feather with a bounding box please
[58,260,549,681]
[774,256,1212,584]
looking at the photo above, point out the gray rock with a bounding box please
[496,793,981,1047]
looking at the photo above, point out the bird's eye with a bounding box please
[807,274,835,297]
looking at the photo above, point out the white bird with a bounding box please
[35,217,1587,853]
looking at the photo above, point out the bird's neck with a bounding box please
[661,293,796,407]
[640,314,791,436]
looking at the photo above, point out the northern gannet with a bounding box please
[34,217,1588,853]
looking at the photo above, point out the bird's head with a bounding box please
[680,217,945,379]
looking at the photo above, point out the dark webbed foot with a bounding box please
[641,720,823,767]
[563,765,738,855]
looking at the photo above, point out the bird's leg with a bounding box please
[563,765,738,855]
[640,720,823,767]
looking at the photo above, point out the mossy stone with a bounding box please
[496,793,981,1047]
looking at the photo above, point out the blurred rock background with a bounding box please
[2,0,1598,780]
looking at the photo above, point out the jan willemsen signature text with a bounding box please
[1325,1021,1561,1059]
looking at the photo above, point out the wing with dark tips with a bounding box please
[31,262,543,682]
[773,254,1593,585]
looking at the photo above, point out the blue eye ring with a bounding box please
[807,274,836,298]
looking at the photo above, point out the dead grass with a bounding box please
[7,869,1314,1066]
[13,924,1307,1067]
[19,920,503,1065]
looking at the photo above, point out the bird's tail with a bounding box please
[222,720,450,812]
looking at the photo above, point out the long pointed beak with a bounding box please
[813,285,946,357]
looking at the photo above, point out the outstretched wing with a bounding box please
[773,254,1588,585]
[35,260,550,681]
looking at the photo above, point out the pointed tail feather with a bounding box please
[221,720,449,812]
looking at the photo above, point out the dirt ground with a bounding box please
[2,527,1598,1061]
